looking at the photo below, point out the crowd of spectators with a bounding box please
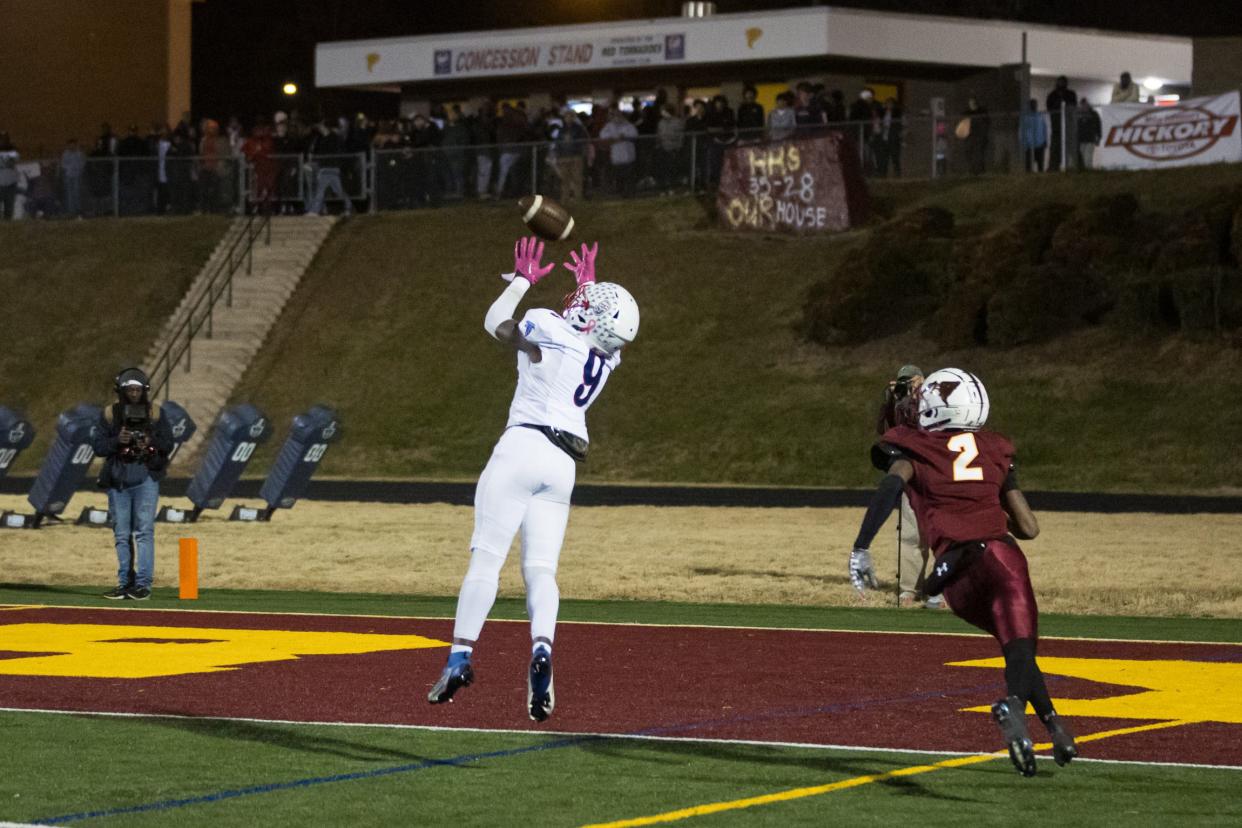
[1016,74,1109,174]
[0,71,1143,220]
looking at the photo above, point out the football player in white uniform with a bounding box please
[428,236,639,721]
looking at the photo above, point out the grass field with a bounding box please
[0,591,1238,826]
[4,712,1238,827]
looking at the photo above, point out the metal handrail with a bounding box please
[149,210,273,400]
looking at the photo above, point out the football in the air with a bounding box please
[518,194,575,241]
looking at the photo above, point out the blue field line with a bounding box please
[37,676,1019,824]
[39,735,594,824]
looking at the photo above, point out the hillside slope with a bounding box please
[0,217,230,473]
[229,164,1242,494]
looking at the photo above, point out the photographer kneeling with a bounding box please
[91,368,174,600]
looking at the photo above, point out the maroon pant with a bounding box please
[942,538,1038,645]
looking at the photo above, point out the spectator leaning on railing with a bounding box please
[705,94,737,187]
[736,85,765,142]
[441,105,470,200]
[1046,76,1078,172]
[768,91,796,142]
[1076,98,1102,171]
[305,118,350,216]
[555,109,590,202]
[60,138,86,218]
[471,104,497,200]
[0,132,19,220]
[494,102,528,199]
[599,107,639,197]
[1111,71,1141,103]
[962,95,990,176]
[1020,99,1048,173]
[794,81,827,135]
[655,103,684,195]
[848,89,875,170]
[880,97,903,177]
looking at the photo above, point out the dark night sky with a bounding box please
[191,0,1240,120]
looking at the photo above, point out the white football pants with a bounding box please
[453,426,575,648]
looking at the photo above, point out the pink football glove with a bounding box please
[563,242,599,286]
[511,236,555,284]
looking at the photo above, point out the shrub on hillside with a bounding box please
[799,184,1242,351]
[1171,267,1242,336]
[986,263,1112,347]
[800,209,953,345]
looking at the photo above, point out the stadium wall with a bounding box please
[0,0,193,157]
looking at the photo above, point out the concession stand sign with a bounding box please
[717,133,869,235]
[316,12,829,86]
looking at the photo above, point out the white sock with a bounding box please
[523,564,559,651]
[450,644,473,656]
[453,547,506,643]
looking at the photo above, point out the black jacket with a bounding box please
[91,399,175,488]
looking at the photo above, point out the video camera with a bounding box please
[119,403,156,464]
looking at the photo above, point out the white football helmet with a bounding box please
[918,368,990,431]
[562,282,639,354]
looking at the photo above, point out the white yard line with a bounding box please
[1,706,1238,772]
[4,602,1239,646]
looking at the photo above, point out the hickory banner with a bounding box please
[1097,91,1241,170]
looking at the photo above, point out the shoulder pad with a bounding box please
[871,441,907,472]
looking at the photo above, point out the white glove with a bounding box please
[849,547,879,593]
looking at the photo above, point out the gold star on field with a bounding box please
[949,656,1242,723]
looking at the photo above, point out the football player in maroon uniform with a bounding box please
[847,368,1077,777]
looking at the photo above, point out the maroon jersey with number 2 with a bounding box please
[875,426,1013,555]
[875,425,1037,644]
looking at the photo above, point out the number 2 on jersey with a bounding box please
[573,352,604,407]
[947,433,984,481]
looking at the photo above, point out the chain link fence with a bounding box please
[0,106,1100,220]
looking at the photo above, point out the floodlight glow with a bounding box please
[1141,76,1163,91]
[282,82,299,96]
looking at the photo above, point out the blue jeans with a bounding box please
[108,477,159,588]
[62,175,82,216]
[307,167,348,215]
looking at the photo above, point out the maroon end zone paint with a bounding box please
[0,607,1236,767]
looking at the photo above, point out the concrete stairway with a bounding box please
[146,215,337,465]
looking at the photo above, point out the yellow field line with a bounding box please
[581,719,1197,828]
[0,605,42,612]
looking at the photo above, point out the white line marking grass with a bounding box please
[1,706,1238,772]
[2,602,1239,647]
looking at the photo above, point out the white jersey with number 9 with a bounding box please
[505,308,620,441]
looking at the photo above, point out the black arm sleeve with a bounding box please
[852,473,906,550]
[1002,463,1019,493]
[870,441,906,472]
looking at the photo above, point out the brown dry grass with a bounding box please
[3,495,1239,618]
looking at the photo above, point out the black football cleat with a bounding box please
[1046,714,1079,766]
[991,696,1037,777]
[428,659,474,704]
[527,647,555,722]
